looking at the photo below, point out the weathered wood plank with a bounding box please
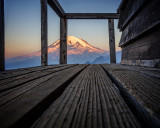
[120,26,160,67]
[71,70,90,128]
[102,64,160,79]
[32,65,90,128]
[0,65,77,94]
[96,65,141,128]
[0,0,5,71]
[31,65,140,128]
[83,65,140,127]
[65,13,119,19]
[118,0,160,67]
[119,0,160,46]
[60,18,67,64]
[86,73,93,128]
[104,65,160,117]
[41,0,48,66]
[47,0,65,17]
[0,65,86,128]
[0,65,66,81]
[31,66,90,128]
[118,0,148,31]
[1,64,159,128]
[0,65,78,106]
[108,19,116,64]
[94,72,103,128]
[92,70,98,128]
[77,73,90,128]
[52,68,88,128]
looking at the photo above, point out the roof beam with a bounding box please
[47,0,64,17]
[65,13,119,19]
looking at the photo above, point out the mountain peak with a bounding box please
[67,36,88,47]
[48,36,107,55]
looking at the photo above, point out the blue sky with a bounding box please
[58,0,120,13]
[5,0,121,58]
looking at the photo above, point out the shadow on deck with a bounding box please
[0,64,160,128]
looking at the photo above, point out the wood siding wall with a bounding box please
[118,0,160,67]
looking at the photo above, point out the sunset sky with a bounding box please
[5,0,121,59]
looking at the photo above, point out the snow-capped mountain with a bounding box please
[6,36,120,69]
[30,36,107,56]
[47,36,109,64]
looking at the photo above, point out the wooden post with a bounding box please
[60,18,67,64]
[0,0,5,71]
[41,0,48,66]
[108,19,116,64]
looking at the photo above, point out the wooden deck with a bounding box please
[0,64,159,128]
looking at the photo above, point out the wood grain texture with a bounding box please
[0,0,5,71]
[121,25,160,67]
[0,65,86,128]
[41,0,48,66]
[0,64,159,128]
[118,0,160,67]
[48,0,65,17]
[108,19,116,64]
[118,0,148,31]
[60,18,67,64]
[31,65,141,128]
[0,65,76,93]
[65,13,119,19]
[119,0,160,46]
[102,64,160,120]
[0,65,77,108]
[0,65,68,81]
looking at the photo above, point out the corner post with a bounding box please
[0,0,5,71]
[41,0,48,66]
[60,18,67,64]
[108,19,116,64]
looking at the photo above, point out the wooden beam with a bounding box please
[41,0,48,66]
[108,19,116,64]
[60,18,67,64]
[48,0,64,17]
[0,0,5,71]
[65,13,119,19]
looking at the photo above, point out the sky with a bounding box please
[4,0,121,59]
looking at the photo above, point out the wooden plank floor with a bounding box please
[102,64,160,120]
[0,64,159,128]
